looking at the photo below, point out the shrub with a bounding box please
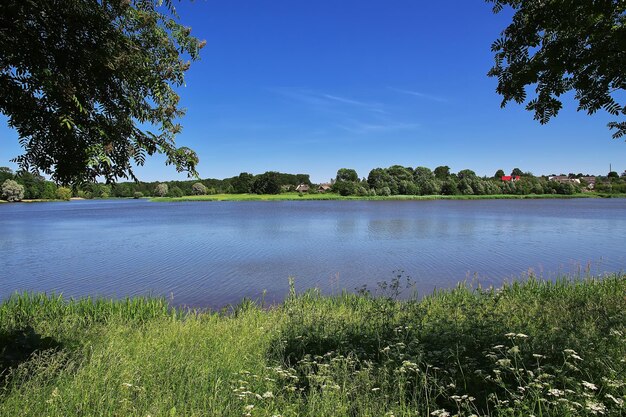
[56,187,72,201]
[1,179,24,202]
[154,183,168,197]
[133,192,144,199]
[192,182,207,195]
[169,186,184,198]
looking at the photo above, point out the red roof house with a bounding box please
[501,176,521,182]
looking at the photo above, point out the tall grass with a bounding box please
[0,275,624,416]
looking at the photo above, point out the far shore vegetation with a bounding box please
[2,165,626,203]
[0,274,624,416]
[151,192,621,202]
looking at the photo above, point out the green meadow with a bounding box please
[0,275,624,416]
[150,193,605,202]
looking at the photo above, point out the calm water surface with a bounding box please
[1,199,625,307]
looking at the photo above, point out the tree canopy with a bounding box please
[487,0,626,139]
[0,0,205,185]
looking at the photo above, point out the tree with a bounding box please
[488,0,626,139]
[494,169,505,179]
[608,171,619,179]
[56,187,72,201]
[1,179,24,201]
[192,182,207,195]
[335,168,359,183]
[133,191,143,199]
[434,166,451,180]
[457,169,477,180]
[334,168,360,196]
[511,168,523,177]
[154,183,169,197]
[0,0,205,185]
[168,186,184,197]
[252,172,280,195]
[231,172,254,194]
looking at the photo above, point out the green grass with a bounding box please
[150,192,605,202]
[0,275,624,416]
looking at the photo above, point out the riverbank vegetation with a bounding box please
[2,165,625,203]
[151,192,607,202]
[0,275,624,416]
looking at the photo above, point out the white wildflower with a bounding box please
[430,409,450,417]
[548,388,564,397]
[262,391,274,399]
[582,381,598,391]
[605,394,624,407]
[586,401,607,415]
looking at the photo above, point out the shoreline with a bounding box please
[2,192,625,204]
[149,192,625,202]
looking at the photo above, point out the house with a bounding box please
[549,176,581,184]
[318,183,332,193]
[501,175,521,182]
[581,176,596,189]
[295,183,310,192]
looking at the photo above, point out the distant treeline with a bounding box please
[332,166,626,196]
[0,168,312,199]
[2,165,625,201]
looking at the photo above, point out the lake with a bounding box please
[1,198,625,307]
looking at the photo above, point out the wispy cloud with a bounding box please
[389,87,448,103]
[269,88,387,114]
[338,120,420,134]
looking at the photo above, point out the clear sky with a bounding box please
[1,0,625,183]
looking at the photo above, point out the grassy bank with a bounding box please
[0,275,624,416]
[149,192,614,202]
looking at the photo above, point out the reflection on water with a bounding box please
[1,199,625,307]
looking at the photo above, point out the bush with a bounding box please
[192,182,207,195]
[56,187,72,201]
[133,192,144,199]
[1,179,24,202]
[169,186,184,198]
[154,183,168,197]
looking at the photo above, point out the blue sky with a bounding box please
[1,0,625,183]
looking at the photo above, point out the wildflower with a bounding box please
[563,349,578,355]
[493,345,505,349]
[605,394,624,407]
[244,404,254,411]
[505,332,517,337]
[516,333,529,338]
[262,391,274,399]
[532,354,545,359]
[571,354,584,361]
[430,409,450,417]
[508,346,520,355]
[585,401,607,415]
[122,382,133,388]
[582,381,598,391]
[371,387,380,392]
[496,359,512,367]
[548,389,564,397]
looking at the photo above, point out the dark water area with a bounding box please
[1,199,625,307]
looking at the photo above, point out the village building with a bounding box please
[318,183,332,193]
[295,183,310,192]
[501,175,521,182]
[549,176,581,185]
